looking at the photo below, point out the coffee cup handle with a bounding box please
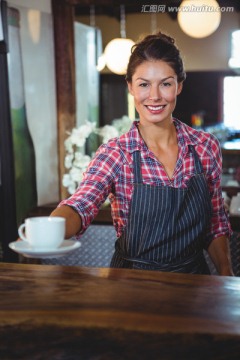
[18,223,28,242]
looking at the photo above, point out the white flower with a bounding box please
[69,167,84,182]
[112,115,133,135]
[69,121,96,148]
[74,153,92,168]
[62,116,133,194]
[64,137,74,153]
[98,125,119,143]
[68,183,78,195]
[64,154,74,169]
[62,174,72,188]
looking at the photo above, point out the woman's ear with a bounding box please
[177,82,183,95]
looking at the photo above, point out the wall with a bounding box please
[9,0,51,13]
[77,10,240,71]
[8,0,59,206]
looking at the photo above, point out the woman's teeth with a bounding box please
[147,105,165,110]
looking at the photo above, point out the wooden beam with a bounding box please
[51,0,76,200]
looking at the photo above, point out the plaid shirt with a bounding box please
[60,119,231,243]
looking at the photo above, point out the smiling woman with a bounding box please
[51,30,233,276]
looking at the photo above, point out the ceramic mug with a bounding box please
[18,217,66,250]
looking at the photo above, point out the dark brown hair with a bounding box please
[126,32,186,83]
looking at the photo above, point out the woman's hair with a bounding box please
[126,32,186,83]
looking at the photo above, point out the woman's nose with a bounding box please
[149,86,161,101]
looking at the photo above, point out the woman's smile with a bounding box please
[145,104,167,114]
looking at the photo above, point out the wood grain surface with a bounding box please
[0,263,240,359]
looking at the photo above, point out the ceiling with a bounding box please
[74,0,240,20]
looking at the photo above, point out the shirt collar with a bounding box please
[173,118,210,146]
[117,120,146,153]
[117,118,209,153]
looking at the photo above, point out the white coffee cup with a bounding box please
[18,217,66,250]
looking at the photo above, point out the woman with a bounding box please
[51,32,233,275]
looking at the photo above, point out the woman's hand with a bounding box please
[207,235,234,276]
[50,205,82,239]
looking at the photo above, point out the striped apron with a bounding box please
[110,146,212,274]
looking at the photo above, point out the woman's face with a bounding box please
[128,60,183,126]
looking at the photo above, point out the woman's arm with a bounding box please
[203,135,233,276]
[50,205,82,239]
[207,235,234,276]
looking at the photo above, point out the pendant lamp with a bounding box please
[104,5,134,75]
[177,0,221,38]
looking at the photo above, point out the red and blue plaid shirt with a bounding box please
[60,119,231,243]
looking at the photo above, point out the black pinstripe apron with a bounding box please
[110,146,212,274]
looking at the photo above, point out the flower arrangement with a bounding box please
[62,116,133,194]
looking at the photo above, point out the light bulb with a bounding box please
[178,0,221,38]
[104,38,134,75]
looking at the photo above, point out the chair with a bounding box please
[42,224,116,267]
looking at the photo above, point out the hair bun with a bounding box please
[126,31,186,83]
[156,32,175,45]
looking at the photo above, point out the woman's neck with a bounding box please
[138,119,177,149]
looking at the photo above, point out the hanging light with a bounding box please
[177,0,221,38]
[228,30,240,70]
[96,53,106,71]
[104,5,134,75]
[89,5,106,72]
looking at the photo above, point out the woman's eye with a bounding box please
[162,82,171,87]
[139,83,149,87]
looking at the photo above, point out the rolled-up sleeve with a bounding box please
[59,142,123,236]
[205,135,232,246]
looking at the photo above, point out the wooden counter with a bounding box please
[0,263,240,359]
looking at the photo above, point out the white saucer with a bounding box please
[9,240,81,259]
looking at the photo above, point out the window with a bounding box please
[223,76,240,130]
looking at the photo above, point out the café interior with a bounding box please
[0,1,240,357]
[1,0,239,265]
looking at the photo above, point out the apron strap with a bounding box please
[133,146,203,183]
[132,151,143,184]
[189,145,204,174]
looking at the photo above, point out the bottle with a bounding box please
[7,7,37,225]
